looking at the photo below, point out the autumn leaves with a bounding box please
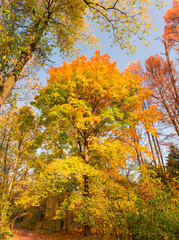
[0,1,178,239]
[31,51,160,234]
[34,50,156,167]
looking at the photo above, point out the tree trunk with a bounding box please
[83,143,90,237]
[0,12,51,106]
[146,130,157,166]
[152,135,164,171]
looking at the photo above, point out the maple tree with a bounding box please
[0,2,178,238]
[0,0,164,106]
[31,51,160,237]
[33,50,156,173]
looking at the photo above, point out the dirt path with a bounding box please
[14,229,69,240]
[14,228,39,240]
[13,224,98,240]
[13,226,85,240]
[13,229,90,240]
[13,225,56,240]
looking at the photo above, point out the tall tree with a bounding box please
[125,60,164,169]
[0,105,38,230]
[0,0,163,106]
[33,51,158,235]
[163,0,179,52]
[145,54,179,136]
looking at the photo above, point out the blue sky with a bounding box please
[38,1,172,83]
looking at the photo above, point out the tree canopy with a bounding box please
[0,2,179,240]
[0,0,163,106]
[163,0,179,52]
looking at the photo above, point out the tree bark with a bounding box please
[0,11,52,106]
[83,144,90,237]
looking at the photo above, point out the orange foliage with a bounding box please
[145,54,179,135]
[163,0,179,51]
[125,60,144,76]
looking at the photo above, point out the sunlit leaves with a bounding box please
[33,51,159,187]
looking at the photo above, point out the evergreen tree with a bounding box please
[166,144,179,179]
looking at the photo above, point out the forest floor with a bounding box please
[13,224,100,240]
